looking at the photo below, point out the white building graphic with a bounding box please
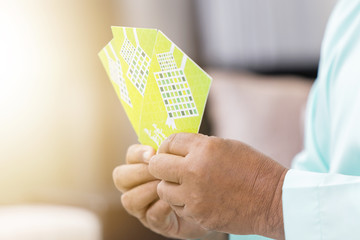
[104,43,132,107]
[144,124,166,148]
[120,28,151,96]
[157,51,178,71]
[154,44,199,129]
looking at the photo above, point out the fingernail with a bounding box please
[143,150,152,163]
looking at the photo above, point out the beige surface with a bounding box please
[0,205,101,240]
[208,69,312,167]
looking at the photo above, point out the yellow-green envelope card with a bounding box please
[139,31,212,149]
[99,27,212,149]
[98,27,158,136]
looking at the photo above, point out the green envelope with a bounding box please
[99,27,212,149]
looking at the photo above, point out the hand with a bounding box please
[148,133,288,239]
[113,144,218,239]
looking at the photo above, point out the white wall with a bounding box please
[196,0,338,70]
[111,0,198,61]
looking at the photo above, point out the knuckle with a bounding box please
[190,136,222,176]
[146,209,173,233]
[121,193,133,212]
[112,165,123,180]
[201,136,219,153]
[126,144,141,163]
[147,155,158,174]
[149,180,161,192]
[112,167,126,192]
[112,167,120,182]
[126,144,137,156]
[156,181,165,199]
[127,144,155,164]
[145,200,176,235]
[164,133,177,152]
[146,210,162,227]
[133,163,150,181]
[121,193,143,219]
[187,158,206,180]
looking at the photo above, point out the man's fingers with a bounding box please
[121,180,160,219]
[157,180,185,207]
[113,163,157,192]
[145,200,209,239]
[126,144,156,164]
[144,199,173,232]
[149,153,184,183]
[158,133,202,156]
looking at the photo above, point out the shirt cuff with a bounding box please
[282,169,325,240]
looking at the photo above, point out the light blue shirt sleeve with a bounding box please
[282,0,360,239]
[283,170,360,239]
[231,0,360,239]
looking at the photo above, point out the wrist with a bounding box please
[263,167,288,240]
[249,154,288,239]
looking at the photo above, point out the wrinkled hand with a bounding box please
[112,144,214,239]
[149,133,288,239]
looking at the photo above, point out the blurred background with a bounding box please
[0,0,337,239]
